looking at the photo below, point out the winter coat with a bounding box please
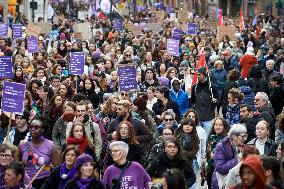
[80,89,100,109]
[269,83,284,116]
[212,137,238,189]
[52,117,68,148]
[191,80,217,121]
[226,104,241,127]
[239,53,258,78]
[275,129,284,145]
[169,89,190,115]
[256,106,276,139]
[210,68,227,90]
[66,117,102,159]
[64,178,104,189]
[146,152,196,187]
[147,142,165,166]
[240,115,261,142]
[152,99,181,122]
[247,77,269,95]
[230,155,276,189]
[247,138,277,156]
[262,68,281,81]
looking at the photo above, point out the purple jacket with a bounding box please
[211,136,238,189]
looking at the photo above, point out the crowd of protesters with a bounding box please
[0,5,284,189]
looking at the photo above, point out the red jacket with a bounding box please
[239,54,258,78]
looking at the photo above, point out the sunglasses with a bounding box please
[121,93,129,96]
[165,118,174,122]
[125,54,131,57]
[29,125,41,130]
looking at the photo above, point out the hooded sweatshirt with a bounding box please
[230,155,275,189]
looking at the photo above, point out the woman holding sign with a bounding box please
[18,117,60,189]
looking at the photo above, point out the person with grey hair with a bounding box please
[211,124,247,189]
[254,92,276,138]
[103,141,151,189]
[262,59,280,81]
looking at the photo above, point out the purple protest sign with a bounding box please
[27,36,39,53]
[1,81,26,114]
[0,56,13,79]
[70,52,85,75]
[114,19,123,31]
[188,23,197,35]
[12,24,22,39]
[167,39,179,56]
[0,23,8,38]
[117,64,137,92]
[172,29,183,40]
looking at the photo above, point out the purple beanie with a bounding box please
[75,154,93,170]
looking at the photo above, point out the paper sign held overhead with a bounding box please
[0,57,13,79]
[117,64,137,92]
[167,39,180,56]
[70,52,85,75]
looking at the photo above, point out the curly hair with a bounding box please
[115,121,138,144]
[277,113,284,131]
[58,83,75,101]
[101,95,120,115]
[208,117,230,139]
[183,109,200,125]
[227,69,241,81]
[228,88,244,101]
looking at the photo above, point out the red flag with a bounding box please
[239,8,245,31]
[191,52,208,88]
[218,9,224,26]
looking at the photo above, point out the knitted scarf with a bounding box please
[59,163,77,189]
[67,137,89,154]
[76,177,93,189]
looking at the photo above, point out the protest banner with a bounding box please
[1,81,26,114]
[178,10,189,23]
[73,22,92,40]
[216,26,236,41]
[147,23,162,33]
[33,22,52,34]
[27,36,39,53]
[130,25,142,36]
[172,29,183,40]
[0,23,8,38]
[12,24,22,39]
[114,19,123,31]
[188,23,197,35]
[0,56,13,79]
[117,64,137,92]
[70,52,85,75]
[167,39,180,56]
[26,23,42,36]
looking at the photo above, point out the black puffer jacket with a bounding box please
[247,138,277,156]
[146,152,196,187]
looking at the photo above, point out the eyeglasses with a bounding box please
[254,98,260,102]
[0,154,12,158]
[164,118,174,122]
[29,125,41,130]
[125,54,131,57]
[239,134,248,140]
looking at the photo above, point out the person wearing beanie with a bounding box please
[169,78,190,115]
[64,154,104,189]
[4,110,30,145]
[191,66,217,135]
[230,155,276,189]
[239,46,258,78]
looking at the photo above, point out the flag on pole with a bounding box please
[239,8,245,31]
[218,9,224,26]
[191,52,208,88]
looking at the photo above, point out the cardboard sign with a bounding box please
[114,19,123,31]
[117,64,137,92]
[12,24,22,39]
[70,52,85,75]
[73,22,92,40]
[167,39,179,56]
[130,25,142,36]
[26,23,42,36]
[27,36,39,53]
[0,23,8,38]
[217,26,236,41]
[33,22,52,34]
[1,81,26,114]
[188,23,197,35]
[0,57,13,79]
[178,10,189,23]
[147,23,162,33]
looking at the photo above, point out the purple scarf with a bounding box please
[59,163,77,189]
[76,177,93,189]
